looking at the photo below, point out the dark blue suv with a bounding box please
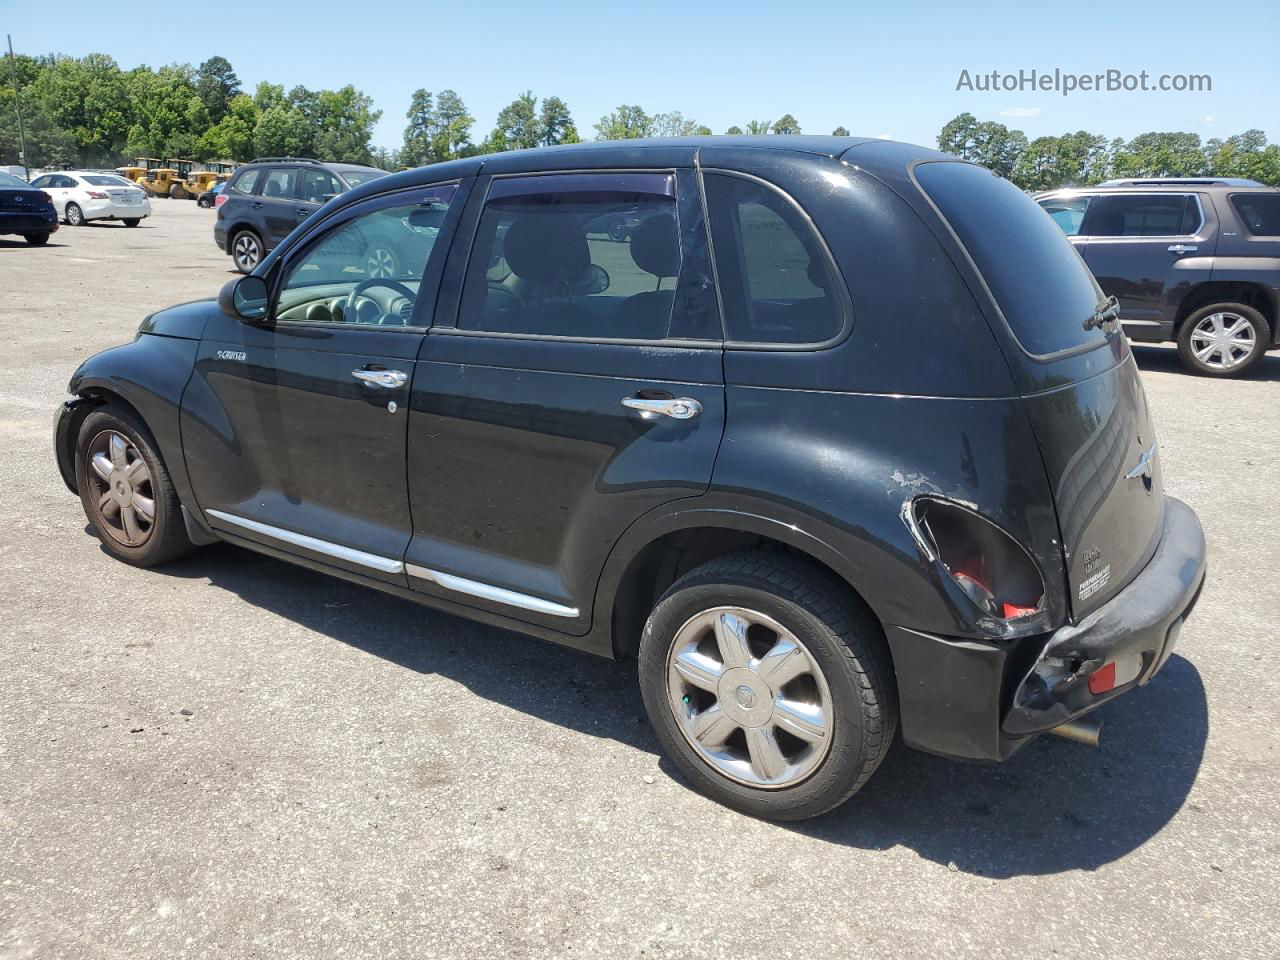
[214,157,387,272]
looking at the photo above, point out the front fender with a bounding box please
[67,334,201,516]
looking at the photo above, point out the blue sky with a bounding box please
[5,0,1278,150]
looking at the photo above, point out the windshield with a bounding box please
[0,171,29,187]
[339,169,388,188]
[916,161,1108,356]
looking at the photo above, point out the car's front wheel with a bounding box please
[1176,302,1269,376]
[75,406,195,567]
[638,554,897,820]
[231,229,263,273]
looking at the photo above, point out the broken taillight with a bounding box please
[908,497,1045,623]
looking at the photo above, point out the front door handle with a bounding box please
[352,368,408,389]
[1167,243,1198,254]
[251,201,264,210]
[621,396,702,420]
[298,208,311,218]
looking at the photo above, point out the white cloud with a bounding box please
[1202,115,1215,125]
[1000,107,1042,118]
[875,133,892,140]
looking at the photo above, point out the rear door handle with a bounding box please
[297,208,311,218]
[1167,243,1198,254]
[352,368,408,389]
[621,396,702,420]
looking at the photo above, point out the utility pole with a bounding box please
[7,35,31,180]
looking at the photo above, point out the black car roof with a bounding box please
[329,136,957,214]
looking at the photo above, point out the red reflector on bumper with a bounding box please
[1088,662,1117,695]
[1001,602,1038,619]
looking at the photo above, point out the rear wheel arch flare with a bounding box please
[606,524,893,678]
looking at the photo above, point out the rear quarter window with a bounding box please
[915,161,1107,356]
[1231,193,1280,236]
[230,168,263,195]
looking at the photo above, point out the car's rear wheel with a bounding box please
[231,229,263,273]
[1176,302,1269,376]
[638,553,897,820]
[23,232,50,245]
[75,406,195,567]
[123,219,140,227]
[66,202,84,226]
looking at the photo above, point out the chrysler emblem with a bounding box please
[1125,442,1157,493]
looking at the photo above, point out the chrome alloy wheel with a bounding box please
[1189,311,1256,370]
[85,430,155,547]
[666,607,834,788]
[366,246,396,279]
[233,233,261,272]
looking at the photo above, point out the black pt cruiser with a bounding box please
[54,137,1206,820]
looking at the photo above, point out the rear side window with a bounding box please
[1081,194,1200,237]
[1232,193,1280,236]
[458,173,682,340]
[1037,195,1092,236]
[916,161,1106,356]
[261,168,298,200]
[230,168,262,195]
[704,173,842,344]
[301,169,342,204]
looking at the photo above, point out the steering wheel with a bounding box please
[345,277,417,326]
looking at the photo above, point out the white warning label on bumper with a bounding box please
[1078,564,1112,602]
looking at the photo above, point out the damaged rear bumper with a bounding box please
[885,497,1206,761]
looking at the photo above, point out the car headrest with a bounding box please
[504,212,590,284]
[629,213,680,278]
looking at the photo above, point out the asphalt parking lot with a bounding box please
[2,200,1279,960]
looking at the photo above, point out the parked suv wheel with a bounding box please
[75,406,195,567]
[231,229,263,274]
[638,554,897,820]
[1176,302,1269,376]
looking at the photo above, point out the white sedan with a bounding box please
[28,171,152,227]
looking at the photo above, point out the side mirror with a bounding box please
[219,275,270,322]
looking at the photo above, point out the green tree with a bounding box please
[937,112,1027,179]
[744,119,771,135]
[124,64,205,160]
[195,92,258,161]
[725,125,743,135]
[253,103,311,158]
[492,91,541,150]
[772,114,801,135]
[832,125,850,137]
[651,111,705,137]
[594,105,652,140]
[400,88,436,168]
[538,95,578,146]
[311,85,381,163]
[29,53,131,163]
[195,56,239,124]
[1110,132,1206,178]
[433,89,474,157]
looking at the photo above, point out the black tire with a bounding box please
[197,198,211,208]
[638,553,897,821]
[74,405,196,568]
[608,219,629,242]
[66,202,84,226]
[231,229,263,274]
[1175,302,1269,377]
[123,218,141,227]
[23,232,50,246]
